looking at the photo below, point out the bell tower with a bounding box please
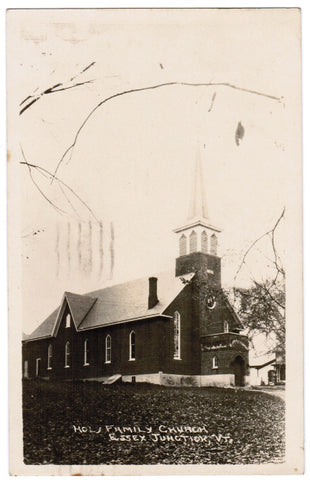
[174,144,221,286]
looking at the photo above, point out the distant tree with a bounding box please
[234,278,285,356]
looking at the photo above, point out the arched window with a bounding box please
[129,331,136,360]
[212,355,219,369]
[47,344,53,370]
[105,334,111,363]
[179,234,187,256]
[210,234,218,256]
[84,339,90,365]
[64,341,71,368]
[201,231,208,254]
[65,313,71,328]
[173,311,181,359]
[189,230,197,253]
[23,360,29,379]
[35,358,41,377]
[224,320,229,333]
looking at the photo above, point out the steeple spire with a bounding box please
[174,140,221,276]
[187,143,209,222]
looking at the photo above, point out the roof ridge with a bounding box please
[85,269,177,296]
[64,291,97,299]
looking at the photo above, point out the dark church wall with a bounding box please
[22,269,248,382]
[163,283,202,376]
[200,300,238,336]
[22,311,171,380]
[175,252,221,286]
[22,338,51,379]
[201,349,249,376]
[22,282,204,380]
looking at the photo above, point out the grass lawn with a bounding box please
[23,380,285,465]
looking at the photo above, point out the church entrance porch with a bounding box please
[200,333,249,387]
[231,355,246,386]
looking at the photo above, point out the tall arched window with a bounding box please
[173,311,181,359]
[65,313,71,328]
[212,355,219,369]
[64,341,71,368]
[179,234,187,256]
[84,339,90,365]
[224,320,229,333]
[210,234,218,255]
[189,230,197,253]
[129,331,136,360]
[105,334,111,363]
[201,230,208,254]
[47,344,53,370]
[23,360,29,379]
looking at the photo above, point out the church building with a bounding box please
[22,148,249,387]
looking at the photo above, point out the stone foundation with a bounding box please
[77,372,251,387]
[122,373,162,384]
[122,372,250,387]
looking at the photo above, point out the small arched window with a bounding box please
[65,313,71,328]
[65,341,71,368]
[173,311,181,359]
[179,234,187,256]
[201,231,208,254]
[129,331,136,361]
[105,334,111,363]
[189,230,197,253]
[84,339,90,366]
[224,320,229,333]
[47,344,53,370]
[212,355,219,369]
[210,234,218,256]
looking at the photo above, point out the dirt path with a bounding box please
[249,387,285,401]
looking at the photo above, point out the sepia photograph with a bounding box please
[7,7,303,475]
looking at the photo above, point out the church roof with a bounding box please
[26,308,59,341]
[24,271,194,341]
[64,292,98,329]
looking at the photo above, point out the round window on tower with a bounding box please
[206,296,216,310]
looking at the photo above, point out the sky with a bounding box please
[6,8,301,335]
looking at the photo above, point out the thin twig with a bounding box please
[20,159,100,225]
[234,208,285,284]
[20,147,66,215]
[51,81,283,183]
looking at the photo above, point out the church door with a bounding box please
[232,355,245,386]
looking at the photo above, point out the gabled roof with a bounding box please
[224,297,244,330]
[63,292,97,329]
[79,271,193,331]
[25,308,59,341]
[24,271,194,342]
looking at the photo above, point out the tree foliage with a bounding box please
[234,279,285,355]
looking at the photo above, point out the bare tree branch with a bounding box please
[51,81,283,183]
[20,80,94,115]
[19,61,96,115]
[234,207,285,285]
[20,147,66,215]
[20,159,101,225]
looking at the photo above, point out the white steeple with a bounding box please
[174,142,221,258]
[187,141,209,222]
